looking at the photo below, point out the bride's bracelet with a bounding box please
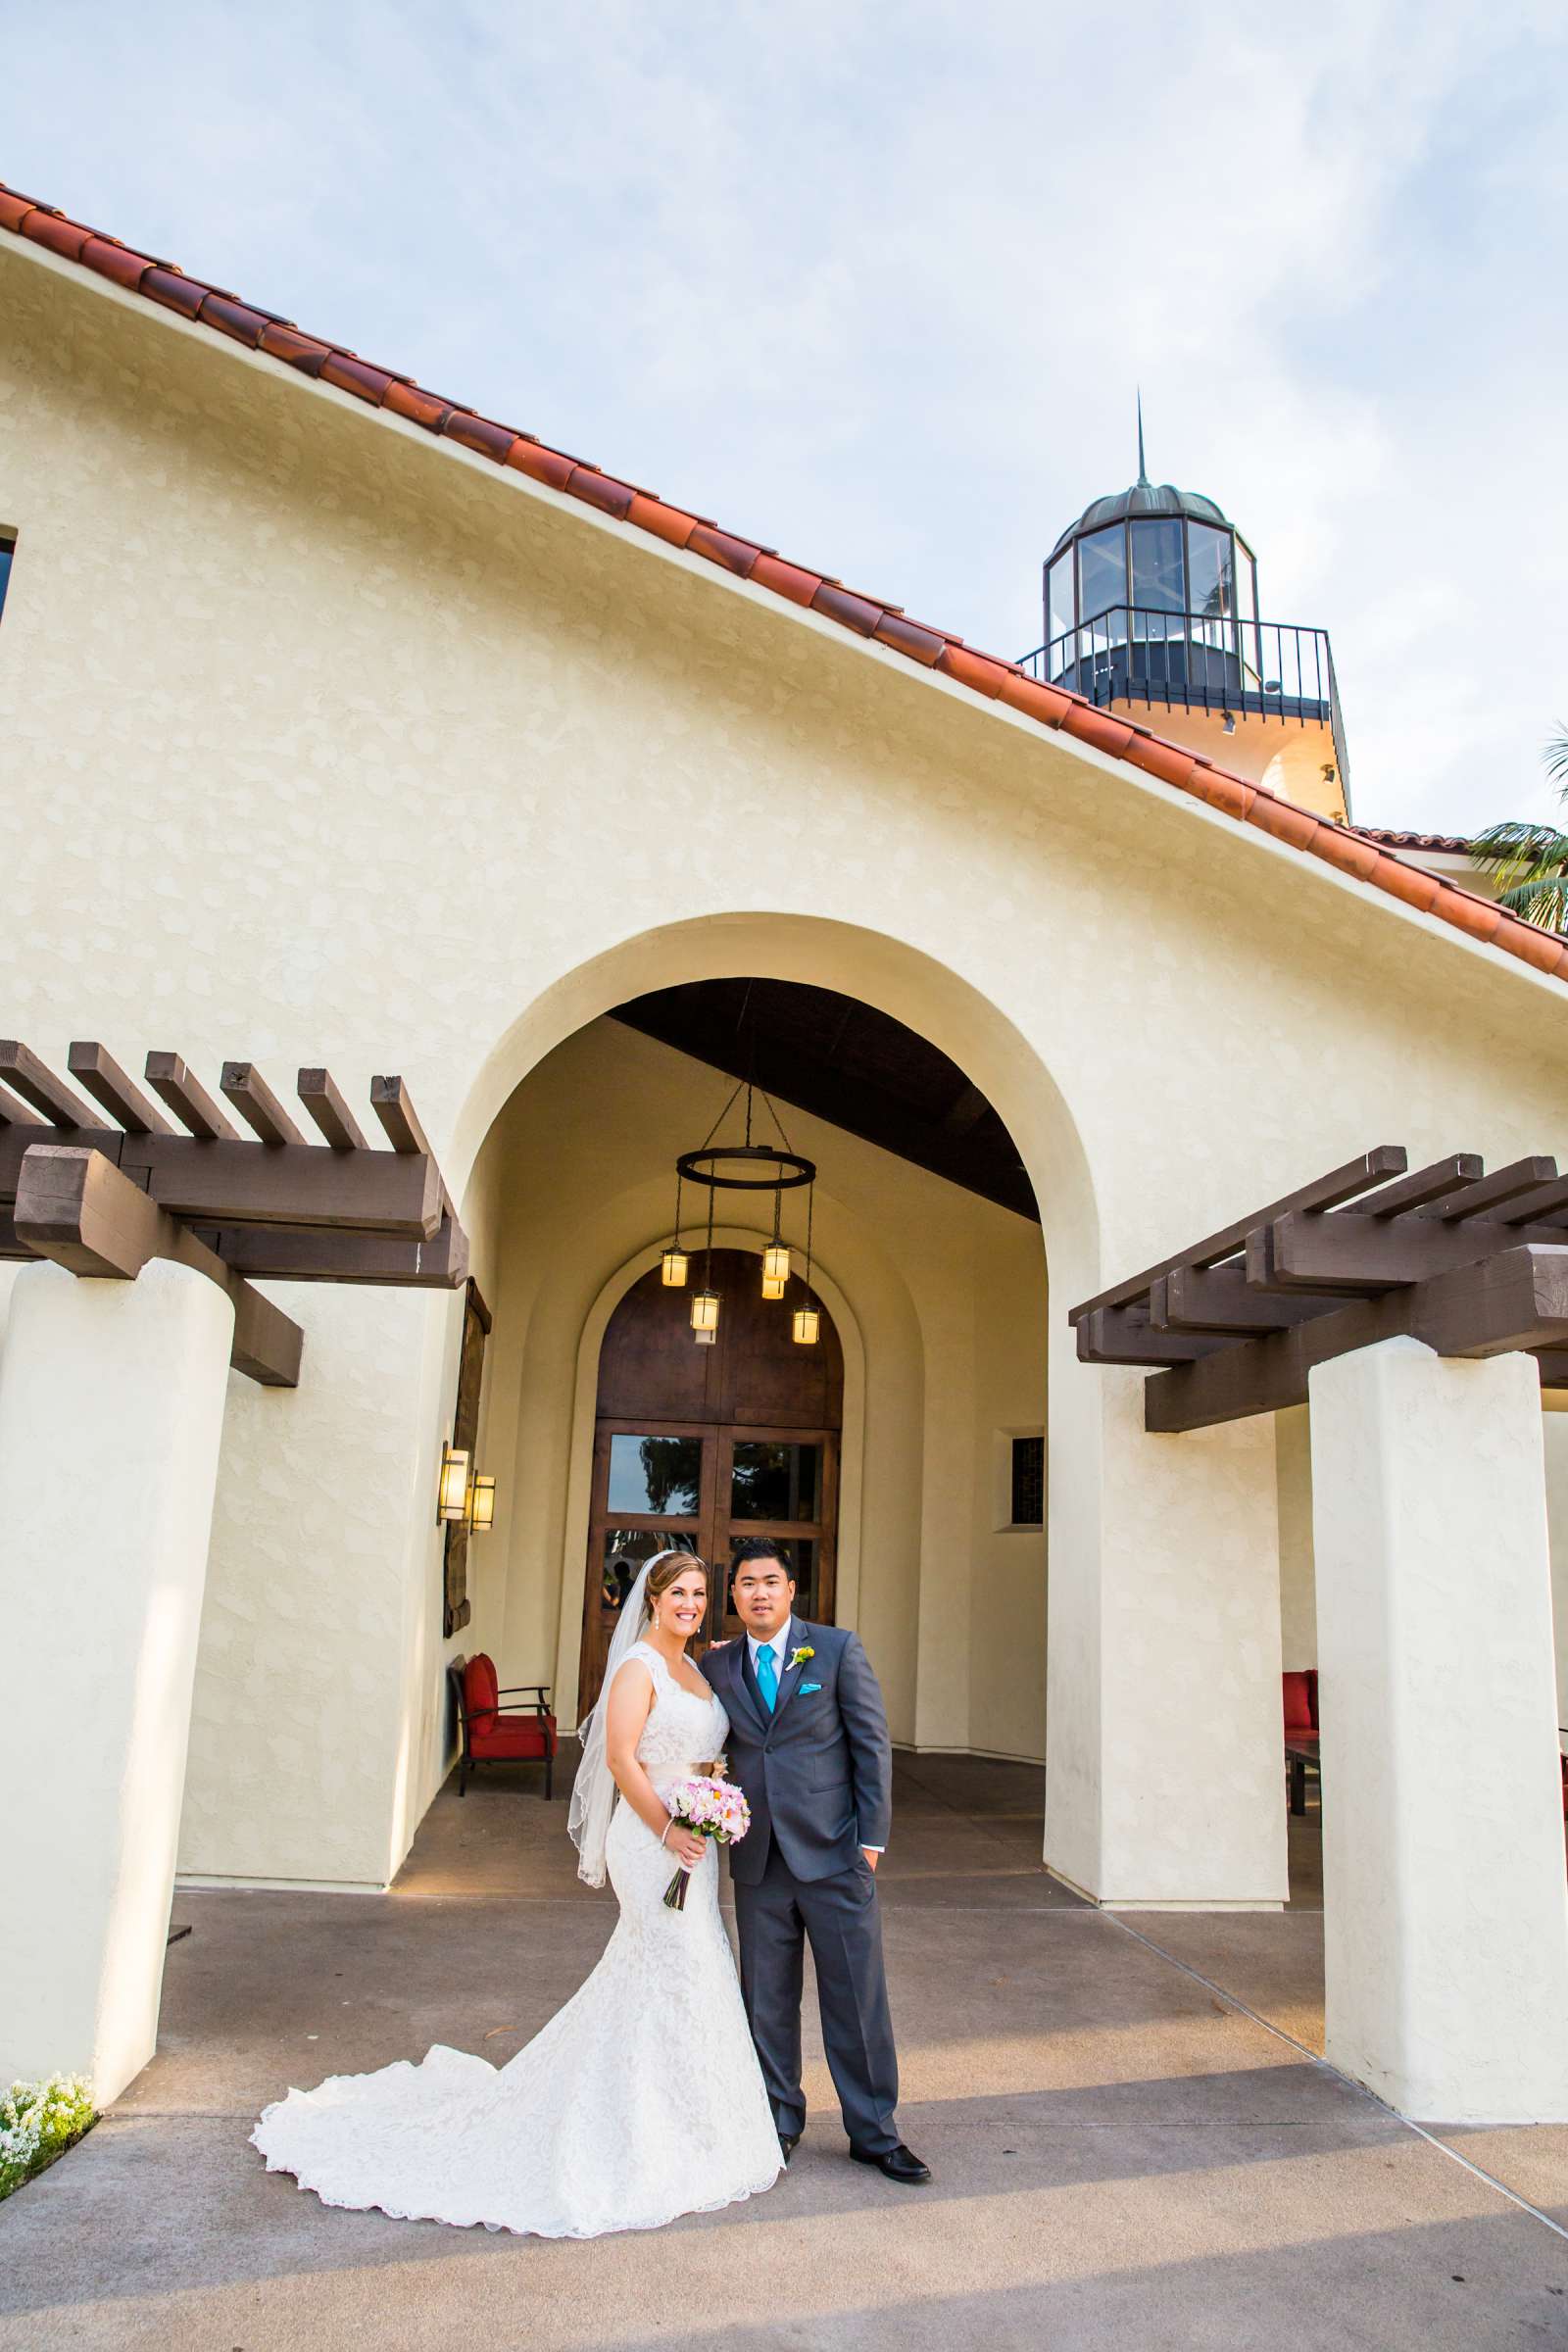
[660,1820,673,1848]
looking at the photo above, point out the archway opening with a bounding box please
[445,961,1054,1799]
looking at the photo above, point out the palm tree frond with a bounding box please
[1495,874,1568,931]
[1471,819,1568,860]
[1469,819,1568,891]
[1544,723,1568,789]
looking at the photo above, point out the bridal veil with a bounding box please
[567,1545,690,1886]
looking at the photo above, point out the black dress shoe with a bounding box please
[778,2132,801,2165]
[850,2140,930,2183]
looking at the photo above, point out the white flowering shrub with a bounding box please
[0,2075,95,2200]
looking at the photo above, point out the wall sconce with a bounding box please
[792,1305,820,1347]
[762,1243,791,1290]
[1221,710,1236,735]
[691,1290,720,1334]
[437,1442,470,1525]
[468,1473,497,1534]
[661,1249,689,1287]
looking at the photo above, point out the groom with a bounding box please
[701,1538,929,2184]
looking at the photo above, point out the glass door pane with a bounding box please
[583,1424,715,1716]
[606,1432,702,1515]
[709,1427,837,1640]
[729,1440,822,1521]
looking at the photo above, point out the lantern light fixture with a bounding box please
[792,1175,820,1346]
[437,1442,470,1525]
[670,1075,820,1348]
[694,1325,717,1347]
[468,1474,497,1535]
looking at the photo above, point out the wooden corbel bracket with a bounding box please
[14,1144,303,1389]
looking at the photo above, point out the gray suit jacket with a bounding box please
[700,1618,892,1885]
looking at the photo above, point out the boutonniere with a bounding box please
[789,1644,814,1670]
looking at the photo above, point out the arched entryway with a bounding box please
[578,1248,844,1712]
[427,909,1285,1917]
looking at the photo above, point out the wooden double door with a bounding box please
[578,1250,843,1715]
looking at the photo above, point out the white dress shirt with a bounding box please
[748,1621,882,1853]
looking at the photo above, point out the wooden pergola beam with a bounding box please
[145,1052,242,1142]
[0,1041,101,1129]
[1349,1153,1483,1218]
[0,1121,125,1200]
[68,1043,176,1136]
[12,1146,304,1386]
[1499,1174,1568,1227]
[191,1212,468,1289]
[221,1062,306,1149]
[297,1068,368,1152]
[169,1227,304,1389]
[119,1134,443,1237]
[1416,1156,1558,1223]
[1259,1204,1568,1296]
[14,1144,166,1280]
[0,1044,468,1340]
[369,1074,432,1157]
[1076,1306,1227,1366]
[1146,1245,1568,1433]
[0,1078,46,1128]
[1152,1264,1344,1337]
[1072,1144,1568,1433]
[1068,1147,1408,1323]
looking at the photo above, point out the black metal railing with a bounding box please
[1019,607,1349,791]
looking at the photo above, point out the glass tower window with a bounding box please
[1129,518,1185,612]
[1048,553,1074,648]
[1077,525,1126,627]
[1187,524,1236,620]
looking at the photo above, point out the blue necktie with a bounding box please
[755,1642,778,1713]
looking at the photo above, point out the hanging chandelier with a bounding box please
[662,1077,822,1345]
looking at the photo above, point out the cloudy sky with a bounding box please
[9,2,1566,833]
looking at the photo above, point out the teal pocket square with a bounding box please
[799,1682,822,1694]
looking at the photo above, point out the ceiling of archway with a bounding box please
[612,979,1038,1223]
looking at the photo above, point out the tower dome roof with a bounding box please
[1049,478,1234,564]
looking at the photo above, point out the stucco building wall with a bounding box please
[5,238,1568,1898]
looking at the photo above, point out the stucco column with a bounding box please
[1045,1358,1289,1907]
[0,1257,235,2104]
[1310,1338,1568,2122]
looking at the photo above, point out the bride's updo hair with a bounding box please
[643,1548,708,1623]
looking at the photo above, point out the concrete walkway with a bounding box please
[3,1756,1566,2349]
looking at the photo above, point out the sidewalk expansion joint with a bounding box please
[1106,1910,1568,2246]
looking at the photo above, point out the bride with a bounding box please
[252,1550,782,2236]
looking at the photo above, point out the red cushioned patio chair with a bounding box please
[1282,1669,1320,1816]
[448,1653,557,1797]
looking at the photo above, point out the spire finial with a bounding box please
[1136,389,1149,486]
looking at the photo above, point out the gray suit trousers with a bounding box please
[734,1838,899,2153]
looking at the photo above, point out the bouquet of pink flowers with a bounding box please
[661,1774,752,1909]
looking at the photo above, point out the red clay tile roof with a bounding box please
[1353,826,1476,855]
[4,176,1566,992]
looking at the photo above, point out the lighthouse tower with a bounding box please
[1032,414,1349,821]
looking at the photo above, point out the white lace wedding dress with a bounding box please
[252,1643,781,2236]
